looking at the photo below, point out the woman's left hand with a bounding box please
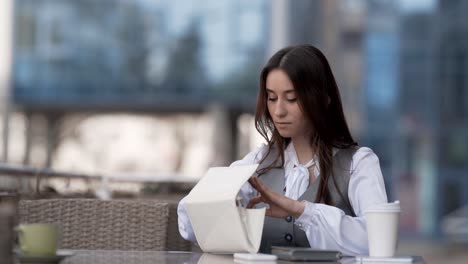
[247,176,305,218]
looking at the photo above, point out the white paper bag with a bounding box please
[185,164,265,253]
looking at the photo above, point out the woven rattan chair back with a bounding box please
[166,201,192,251]
[18,199,170,251]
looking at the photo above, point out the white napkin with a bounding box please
[185,164,266,253]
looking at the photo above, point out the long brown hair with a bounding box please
[255,45,357,205]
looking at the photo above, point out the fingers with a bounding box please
[265,208,273,217]
[246,196,275,217]
[249,176,265,192]
[248,176,258,189]
[246,196,264,208]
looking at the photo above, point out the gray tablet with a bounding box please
[271,246,341,262]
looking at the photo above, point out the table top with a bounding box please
[42,250,424,264]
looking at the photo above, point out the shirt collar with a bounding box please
[333,148,339,156]
[286,142,340,168]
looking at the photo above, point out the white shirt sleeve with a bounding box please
[177,144,268,242]
[294,147,388,256]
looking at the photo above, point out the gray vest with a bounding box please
[255,147,358,253]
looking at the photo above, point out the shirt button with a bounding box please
[285,216,292,222]
[284,233,293,242]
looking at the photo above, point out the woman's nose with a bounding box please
[274,100,287,117]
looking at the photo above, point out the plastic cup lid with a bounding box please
[364,201,401,213]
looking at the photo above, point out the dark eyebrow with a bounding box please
[266,88,295,94]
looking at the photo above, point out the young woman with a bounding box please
[177,45,388,255]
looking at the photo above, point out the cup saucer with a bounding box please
[16,250,75,263]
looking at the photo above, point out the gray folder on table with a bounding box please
[271,246,341,262]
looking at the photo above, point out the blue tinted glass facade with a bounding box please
[13,0,268,111]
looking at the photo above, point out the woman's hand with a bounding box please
[247,176,305,218]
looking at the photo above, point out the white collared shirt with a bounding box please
[177,144,388,255]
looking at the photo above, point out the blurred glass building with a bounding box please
[363,0,400,202]
[13,0,268,111]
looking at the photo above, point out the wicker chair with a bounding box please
[18,199,170,251]
[165,201,192,251]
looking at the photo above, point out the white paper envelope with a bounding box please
[185,164,265,253]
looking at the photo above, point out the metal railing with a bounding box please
[0,163,101,180]
[0,163,197,183]
[0,163,197,196]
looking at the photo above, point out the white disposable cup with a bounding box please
[364,201,401,257]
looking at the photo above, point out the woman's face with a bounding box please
[266,69,310,140]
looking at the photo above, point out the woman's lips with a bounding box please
[275,122,291,127]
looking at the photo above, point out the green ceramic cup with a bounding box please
[17,223,59,257]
